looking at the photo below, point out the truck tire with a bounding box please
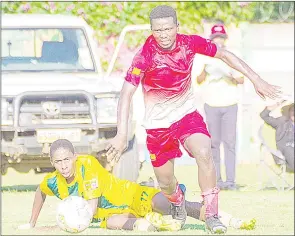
[112,136,140,182]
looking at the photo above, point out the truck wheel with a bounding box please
[112,136,140,182]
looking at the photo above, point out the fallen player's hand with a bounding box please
[253,78,281,100]
[105,134,128,165]
[18,223,33,230]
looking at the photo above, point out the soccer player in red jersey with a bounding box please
[105,5,281,234]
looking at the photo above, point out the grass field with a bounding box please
[1,164,294,235]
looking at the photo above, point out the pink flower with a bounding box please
[101,2,112,6]
[48,2,56,11]
[66,4,75,12]
[116,3,123,12]
[77,8,85,15]
[21,3,31,12]
[43,4,50,10]
[238,2,250,7]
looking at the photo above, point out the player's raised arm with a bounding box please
[105,46,149,165]
[214,47,281,100]
[18,186,46,229]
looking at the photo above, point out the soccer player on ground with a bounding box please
[105,5,281,234]
[19,139,255,232]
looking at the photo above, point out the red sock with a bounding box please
[163,183,184,206]
[201,187,220,219]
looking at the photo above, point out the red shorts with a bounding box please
[146,111,211,167]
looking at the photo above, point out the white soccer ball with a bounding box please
[56,196,93,233]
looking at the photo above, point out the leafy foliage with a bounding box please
[1,2,257,44]
[2,1,293,71]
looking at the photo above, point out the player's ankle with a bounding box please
[201,187,220,218]
[163,183,185,205]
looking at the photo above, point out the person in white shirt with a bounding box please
[196,24,244,190]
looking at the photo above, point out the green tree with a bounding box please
[2,1,293,71]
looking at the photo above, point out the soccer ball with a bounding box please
[56,196,93,233]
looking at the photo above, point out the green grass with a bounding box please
[1,164,294,235]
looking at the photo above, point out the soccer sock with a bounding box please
[201,187,220,219]
[185,201,203,220]
[162,183,184,206]
[122,218,137,230]
[132,218,156,231]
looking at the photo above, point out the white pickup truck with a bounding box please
[1,14,148,181]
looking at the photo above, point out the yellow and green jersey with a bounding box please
[39,155,159,227]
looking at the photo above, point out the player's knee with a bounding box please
[194,147,215,170]
[194,147,212,162]
[157,176,176,192]
[158,178,174,189]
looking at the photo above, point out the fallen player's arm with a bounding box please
[87,198,99,217]
[214,48,280,99]
[19,186,46,229]
[29,186,46,227]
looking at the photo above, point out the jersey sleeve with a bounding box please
[82,156,112,200]
[39,175,55,196]
[125,45,150,87]
[190,35,217,57]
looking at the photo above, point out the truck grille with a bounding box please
[19,95,93,125]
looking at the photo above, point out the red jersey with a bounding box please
[125,34,217,129]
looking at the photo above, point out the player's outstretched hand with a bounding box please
[18,223,33,230]
[253,78,281,100]
[105,134,128,165]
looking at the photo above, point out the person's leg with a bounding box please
[146,128,186,226]
[128,186,182,232]
[179,111,226,233]
[184,133,216,190]
[151,192,256,230]
[106,213,155,231]
[282,146,294,172]
[151,191,202,220]
[152,160,187,225]
[204,103,223,186]
[221,104,238,188]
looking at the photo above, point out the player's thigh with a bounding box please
[131,185,160,217]
[178,111,211,158]
[183,133,212,161]
[150,192,171,215]
[146,128,181,167]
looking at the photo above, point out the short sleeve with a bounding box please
[125,46,150,87]
[39,175,55,196]
[190,35,217,57]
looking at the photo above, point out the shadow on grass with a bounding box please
[1,185,38,192]
[89,223,207,231]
